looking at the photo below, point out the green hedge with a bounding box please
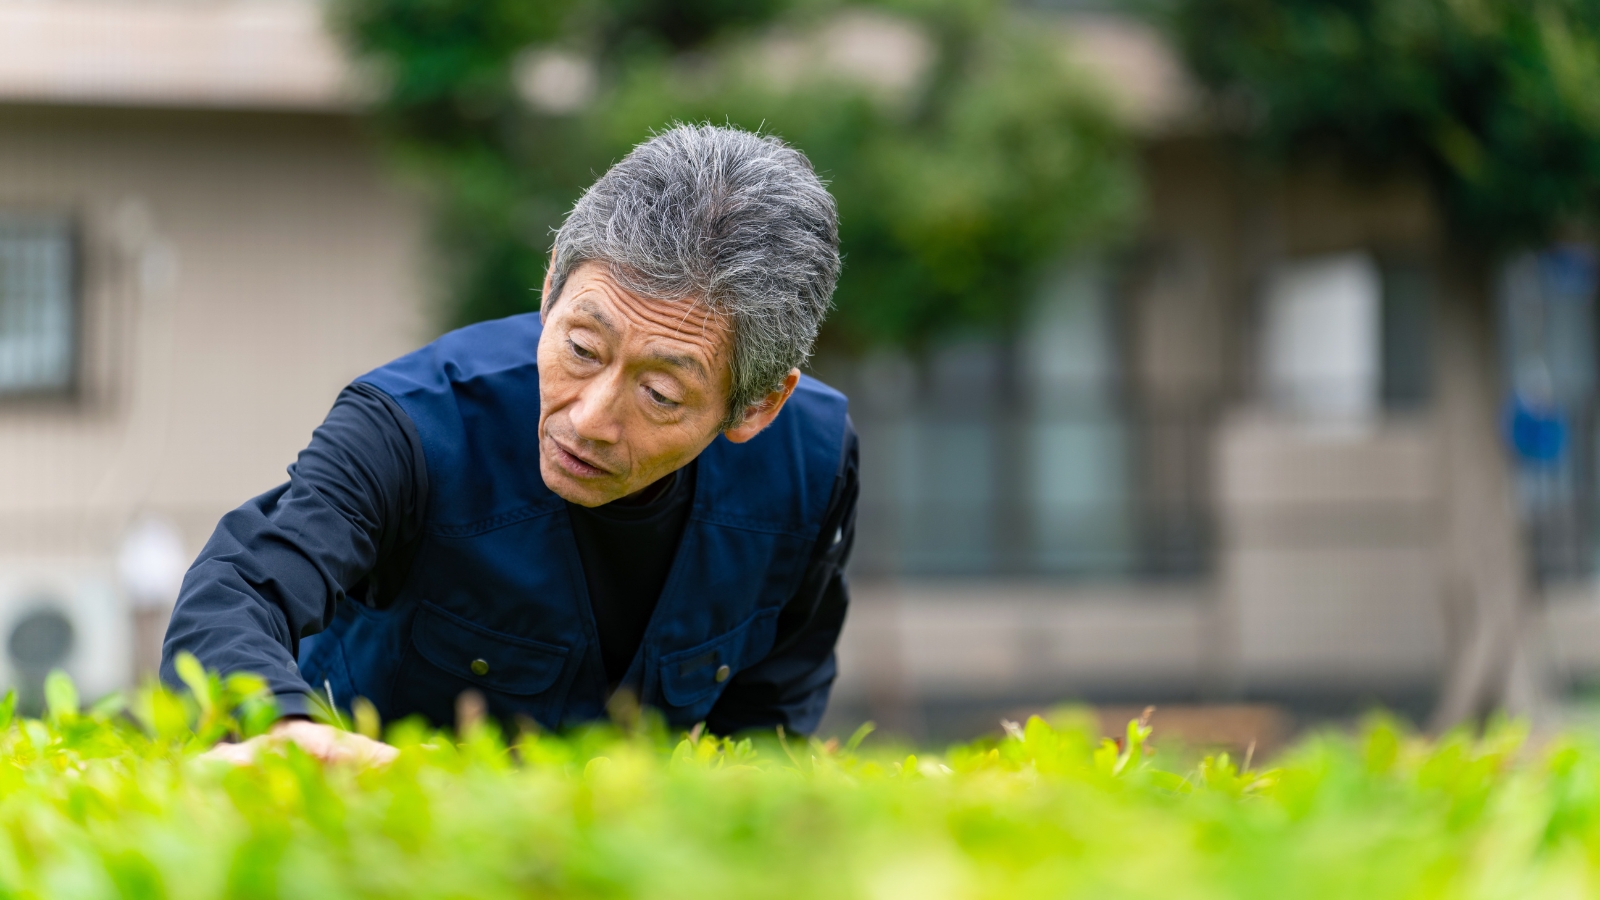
[4,663,1599,898]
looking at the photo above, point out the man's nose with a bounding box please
[566,371,625,444]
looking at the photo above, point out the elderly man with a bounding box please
[162,125,855,761]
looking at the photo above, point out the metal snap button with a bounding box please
[470,658,489,676]
[714,664,731,683]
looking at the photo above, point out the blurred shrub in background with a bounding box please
[1175,0,1600,251]
[333,0,1138,349]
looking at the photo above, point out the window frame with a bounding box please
[0,210,81,403]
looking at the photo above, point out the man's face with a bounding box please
[537,262,734,507]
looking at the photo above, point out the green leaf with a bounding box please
[306,682,347,731]
[44,670,78,722]
[0,689,17,730]
[89,692,127,719]
[844,720,876,754]
[174,652,213,711]
[353,697,382,741]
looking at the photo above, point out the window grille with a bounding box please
[838,261,1218,579]
[0,214,75,395]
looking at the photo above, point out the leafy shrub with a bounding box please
[3,665,1599,898]
[1173,0,1600,251]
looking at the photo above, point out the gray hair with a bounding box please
[546,124,841,428]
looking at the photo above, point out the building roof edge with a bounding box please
[0,0,362,113]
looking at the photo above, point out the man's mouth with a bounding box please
[548,437,613,479]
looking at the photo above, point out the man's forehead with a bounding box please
[568,294,723,340]
[571,297,619,336]
[564,280,726,381]
[566,266,723,327]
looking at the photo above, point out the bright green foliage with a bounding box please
[1173,0,1600,250]
[333,0,1137,347]
[6,666,1600,897]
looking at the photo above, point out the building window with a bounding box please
[1259,252,1383,421]
[0,214,75,396]
[1257,251,1436,421]
[835,257,1215,580]
[1501,246,1598,580]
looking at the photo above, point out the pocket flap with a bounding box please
[658,608,778,707]
[410,602,569,696]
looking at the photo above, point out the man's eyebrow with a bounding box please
[571,296,711,380]
[647,350,709,381]
[573,300,618,336]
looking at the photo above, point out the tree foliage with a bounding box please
[333,0,1137,348]
[1174,0,1600,251]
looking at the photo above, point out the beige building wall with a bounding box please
[0,105,429,695]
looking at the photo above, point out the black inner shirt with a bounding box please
[564,461,697,687]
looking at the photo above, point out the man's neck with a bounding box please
[613,469,677,507]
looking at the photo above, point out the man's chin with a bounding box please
[538,459,622,508]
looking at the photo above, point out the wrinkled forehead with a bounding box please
[554,262,734,382]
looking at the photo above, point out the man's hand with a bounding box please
[203,718,399,766]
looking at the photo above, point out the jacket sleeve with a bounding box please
[159,383,427,716]
[706,419,859,736]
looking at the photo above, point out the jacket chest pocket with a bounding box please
[394,601,572,727]
[657,607,780,718]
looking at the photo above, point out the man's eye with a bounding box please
[569,340,597,361]
[646,386,680,408]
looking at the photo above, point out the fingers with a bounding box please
[204,721,399,767]
[358,738,400,765]
[317,732,398,765]
[273,719,341,759]
[277,720,399,765]
[201,737,267,765]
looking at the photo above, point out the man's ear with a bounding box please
[724,369,802,444]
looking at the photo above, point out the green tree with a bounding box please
[333,0,1137,348]
[1174,0,1600,250]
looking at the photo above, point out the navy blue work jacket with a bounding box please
[162,313,853,734]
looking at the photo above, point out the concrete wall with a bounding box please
[823,580,1212,738]
[1214,414,1447,694]
[0,105,428,695]
[825,576,1600,740]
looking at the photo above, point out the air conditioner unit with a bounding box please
[0,561,132,710]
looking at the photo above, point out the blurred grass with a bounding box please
[2,663,1600,897]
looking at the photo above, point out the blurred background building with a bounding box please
[4,0,1599,740]
[0,0,424,708]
